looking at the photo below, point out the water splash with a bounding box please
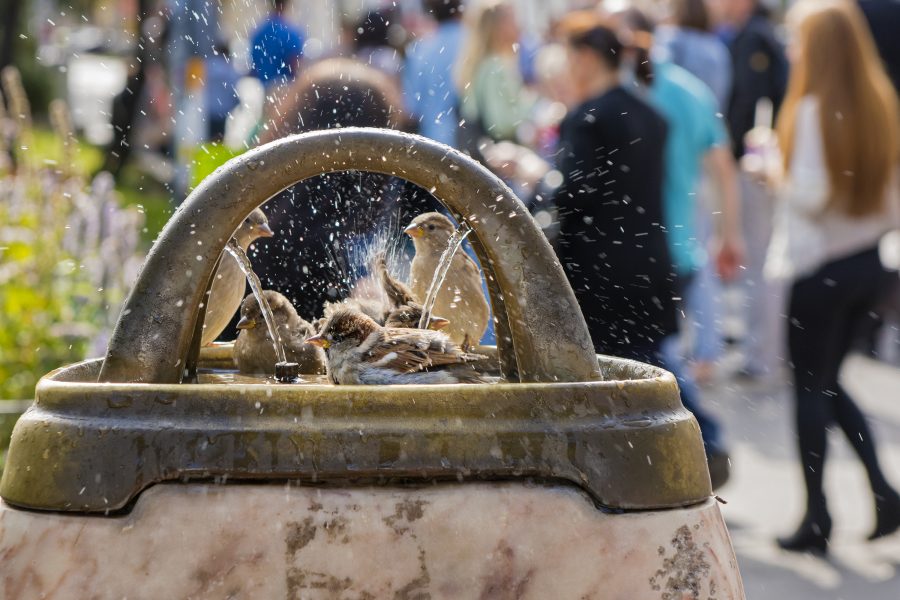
[322,211,413,306]
[225,238,287,364]
[418,222,472,329]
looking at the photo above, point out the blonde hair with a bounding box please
[454,0,513,94]
[777,0,900,216]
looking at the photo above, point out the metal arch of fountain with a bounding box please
[99,128,597,385]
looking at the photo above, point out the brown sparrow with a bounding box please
[383,305,449,330]
[202,208,273,345]
[306,307,486,385]
[373,252,449,330]
[404,213,490,348]
[322,297,386,323]
[234,290,325,375]
[320,298,448,331]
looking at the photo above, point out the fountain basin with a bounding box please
[0,350,742,599]
[1,350,709,513]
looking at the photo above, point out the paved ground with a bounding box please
[706,354,900,599]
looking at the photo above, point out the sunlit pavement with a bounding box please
[707,354,900,599]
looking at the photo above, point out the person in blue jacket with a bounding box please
[249,0,304,89]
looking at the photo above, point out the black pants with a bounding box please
[788,247,896,518]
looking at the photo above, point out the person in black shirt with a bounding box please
[715,0,787,380]
[554,17,676,359]
[554,13,730,488]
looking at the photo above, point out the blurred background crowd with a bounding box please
[2,0,900,593]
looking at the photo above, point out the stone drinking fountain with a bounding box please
[0,129,743,598]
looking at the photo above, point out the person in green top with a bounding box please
[455,0,534,143]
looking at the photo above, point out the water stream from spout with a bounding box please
[417,223,472,330]
[225,239,287,364]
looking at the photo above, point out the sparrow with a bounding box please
[306,307,486,385]
[374,252,418,307]
[383,304,449,330]
[201,208,274,345]
[320,297,449,331]
[233,290,326,375]
[404,213,490,349]
[322,297,387,324]
[373,252,449,331]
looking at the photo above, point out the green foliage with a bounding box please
[30,127,104,174]
[115,165,174,244]
[30,127,173,244]
[0,82,145,402]
[3,0,61,119]
[0,70,166,473]
[0,178,110,400]
[1,402,32,471]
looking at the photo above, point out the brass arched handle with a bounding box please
[99,128,598,383]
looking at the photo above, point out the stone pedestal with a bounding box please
[0,482,743,599]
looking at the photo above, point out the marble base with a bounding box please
[0,483,743,599]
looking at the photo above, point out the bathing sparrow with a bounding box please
[234,290,325,375]
[373,252,449,330]
[306,307,485,385]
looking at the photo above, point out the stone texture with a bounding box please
[0,483,743,599]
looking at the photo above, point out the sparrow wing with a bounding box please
[364,342,432,373]
[375,253,418,308]
[366,329,485,374]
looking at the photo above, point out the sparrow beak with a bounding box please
[427,316,450,330]
[257,222,275,238]
[305,335,330,349]
[236,316,256,330]
[403,224,424,238]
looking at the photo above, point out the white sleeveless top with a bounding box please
[765,96,899,281]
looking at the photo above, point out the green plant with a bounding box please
[0,68,145,402]
[30,126,173,245]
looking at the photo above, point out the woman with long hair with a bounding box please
[767,0,900,553]
[455,0,533,146]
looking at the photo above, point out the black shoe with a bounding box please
[778,513,832,555]
[707,450,731,491]
[868,490,900,541]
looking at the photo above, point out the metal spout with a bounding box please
[274,361,301,382]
